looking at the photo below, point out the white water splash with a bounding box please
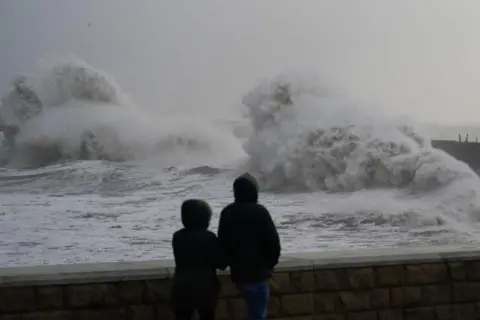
[0,56,243,167]
[242,75,477,193]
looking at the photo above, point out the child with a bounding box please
[171,199,226,320]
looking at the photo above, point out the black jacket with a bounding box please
[171,200,226,308]
[218,174,281,283]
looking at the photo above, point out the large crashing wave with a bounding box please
[0,61,128,129]
[242,76,478,192]
[0,58,242,168]
[0,59,134,166]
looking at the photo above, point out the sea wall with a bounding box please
[2,246,480,319]
[431,139,480,171]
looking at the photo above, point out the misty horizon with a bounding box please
[2,0,480,127]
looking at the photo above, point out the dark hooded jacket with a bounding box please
[218,173,281,283]
[171,199,226,308]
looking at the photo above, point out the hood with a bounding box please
[233,173,259,203]
[181,199,211,230]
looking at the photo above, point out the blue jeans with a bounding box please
[237,281,270,320]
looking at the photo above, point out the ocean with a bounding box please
[1,58,480,267]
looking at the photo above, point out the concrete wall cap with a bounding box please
[1,244,480,287]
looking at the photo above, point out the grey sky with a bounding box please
[1,0,480,124]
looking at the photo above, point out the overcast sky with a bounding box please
[1,0,480,124]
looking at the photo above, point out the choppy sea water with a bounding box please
[1,160,480,267]
[1,58,480,267]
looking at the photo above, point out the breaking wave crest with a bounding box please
[0,57,242,168]
[242,75,479,193]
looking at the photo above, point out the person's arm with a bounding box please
[259,206,281,267]
[171,233,179,269]
[217,208,230,266]
[209,232,227,270]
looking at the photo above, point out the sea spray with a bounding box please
[0,56,243,167]
[242,75,478,192]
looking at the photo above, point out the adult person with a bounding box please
[217,173,281,320]
[171,199,227,320]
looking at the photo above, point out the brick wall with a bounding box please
[1,247,480,319]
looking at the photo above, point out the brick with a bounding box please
[405,263,447,284]
[314,292,344,314]
[403,307,434,320]
[281,294,314,315]
[433,305,451,320]
[465,260,480,280]
[346,311,377,320]
[421,284,450,305]
[215,300,229,320]
[144,279,171,303]
[448,262,465,281]
[378,309,402,320]
[0,286,36,313]
[73,308,127,320]
[36,286,64,310]
[314,315,345,320]
[476,301,480,314]
[23,311,73,320]
[316,269,348,291]
[66,284,117,308]
[347,268,375,289]
[0,315,23,320]
[271,272,292,294]
[371,288,389,308]
[390,287,403,307]
[314,293,341,313]
[118,281,144,304]
[156,303,173,320]
[391,287,422,307]
[275,317,314,320]
[403,287,422,307]
[291,271,316,293]
[229,298,247,320]
[339,291,369,311]
[129,305,155,320]
[219,276,239,297]
[268,296,281,317]
[452,282,480,302]
[376,266,405,286]
[451,303,475,320]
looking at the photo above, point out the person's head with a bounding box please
[181,199,212,230]
[233,172,259,203]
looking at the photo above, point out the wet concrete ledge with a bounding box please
[1,245,480,287]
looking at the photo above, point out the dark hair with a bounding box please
[181,199,212,230]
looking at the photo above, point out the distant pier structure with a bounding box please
[432,134,480,171]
